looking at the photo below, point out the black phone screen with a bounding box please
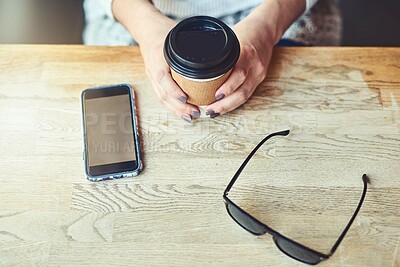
[83,85,138,176]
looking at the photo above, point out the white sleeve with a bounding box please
[306,0,319,10]
[99,0,115,19]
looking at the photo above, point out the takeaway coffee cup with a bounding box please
[164,16,240,106]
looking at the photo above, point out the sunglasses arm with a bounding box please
[328,174,369,256]
[223,130,290,196]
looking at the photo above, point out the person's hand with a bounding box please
[204,17,275,118]
[113,0,304,121]
[112,0,199,122]
[139,19,201,123]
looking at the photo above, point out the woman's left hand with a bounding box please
[204,17,276,118]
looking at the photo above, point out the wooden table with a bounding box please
[0,45,399,267]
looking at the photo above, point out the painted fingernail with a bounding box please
[182,114,192,123]
[215,93,225,101]
[178,96,187,104]
[192,110,201,119]
[205,109,215,116]
[210,113,220,119]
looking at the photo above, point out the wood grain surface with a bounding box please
[0,45,399,267]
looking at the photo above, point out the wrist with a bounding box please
[112,0,175,45]
[247,0,306,44]
[135,14,176,46]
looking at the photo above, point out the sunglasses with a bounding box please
[223,129,368,265]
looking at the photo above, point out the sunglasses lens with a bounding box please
[274,237,323,265]
[226,201,266,235]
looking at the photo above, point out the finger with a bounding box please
[206,77,258,118]
[156,68,188,104]
[151,79,188,119]
[152,79,200,117]
[163,100,193,123]
[147,52,188,104]
[167,94,201,120]
[150,80,200,121]
[150,79,168,106]
[214,63,249,101]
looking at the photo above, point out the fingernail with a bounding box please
[178,96,187,104]
[205,109,215,116]
[216,93,225,101]
[192,110,201,119]
[182,114,192,123]
[210,113,220,119]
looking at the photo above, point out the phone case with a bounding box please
[81,84,143,182]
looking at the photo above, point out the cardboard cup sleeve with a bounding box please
[171,69,232,106]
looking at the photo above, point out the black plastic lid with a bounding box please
[164,16,240,79]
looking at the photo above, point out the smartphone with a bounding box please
[81,84,142,182]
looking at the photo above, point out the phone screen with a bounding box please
[83,85,138,176]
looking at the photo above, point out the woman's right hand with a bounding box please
[113,0,200,122]
[139,19,201,123]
